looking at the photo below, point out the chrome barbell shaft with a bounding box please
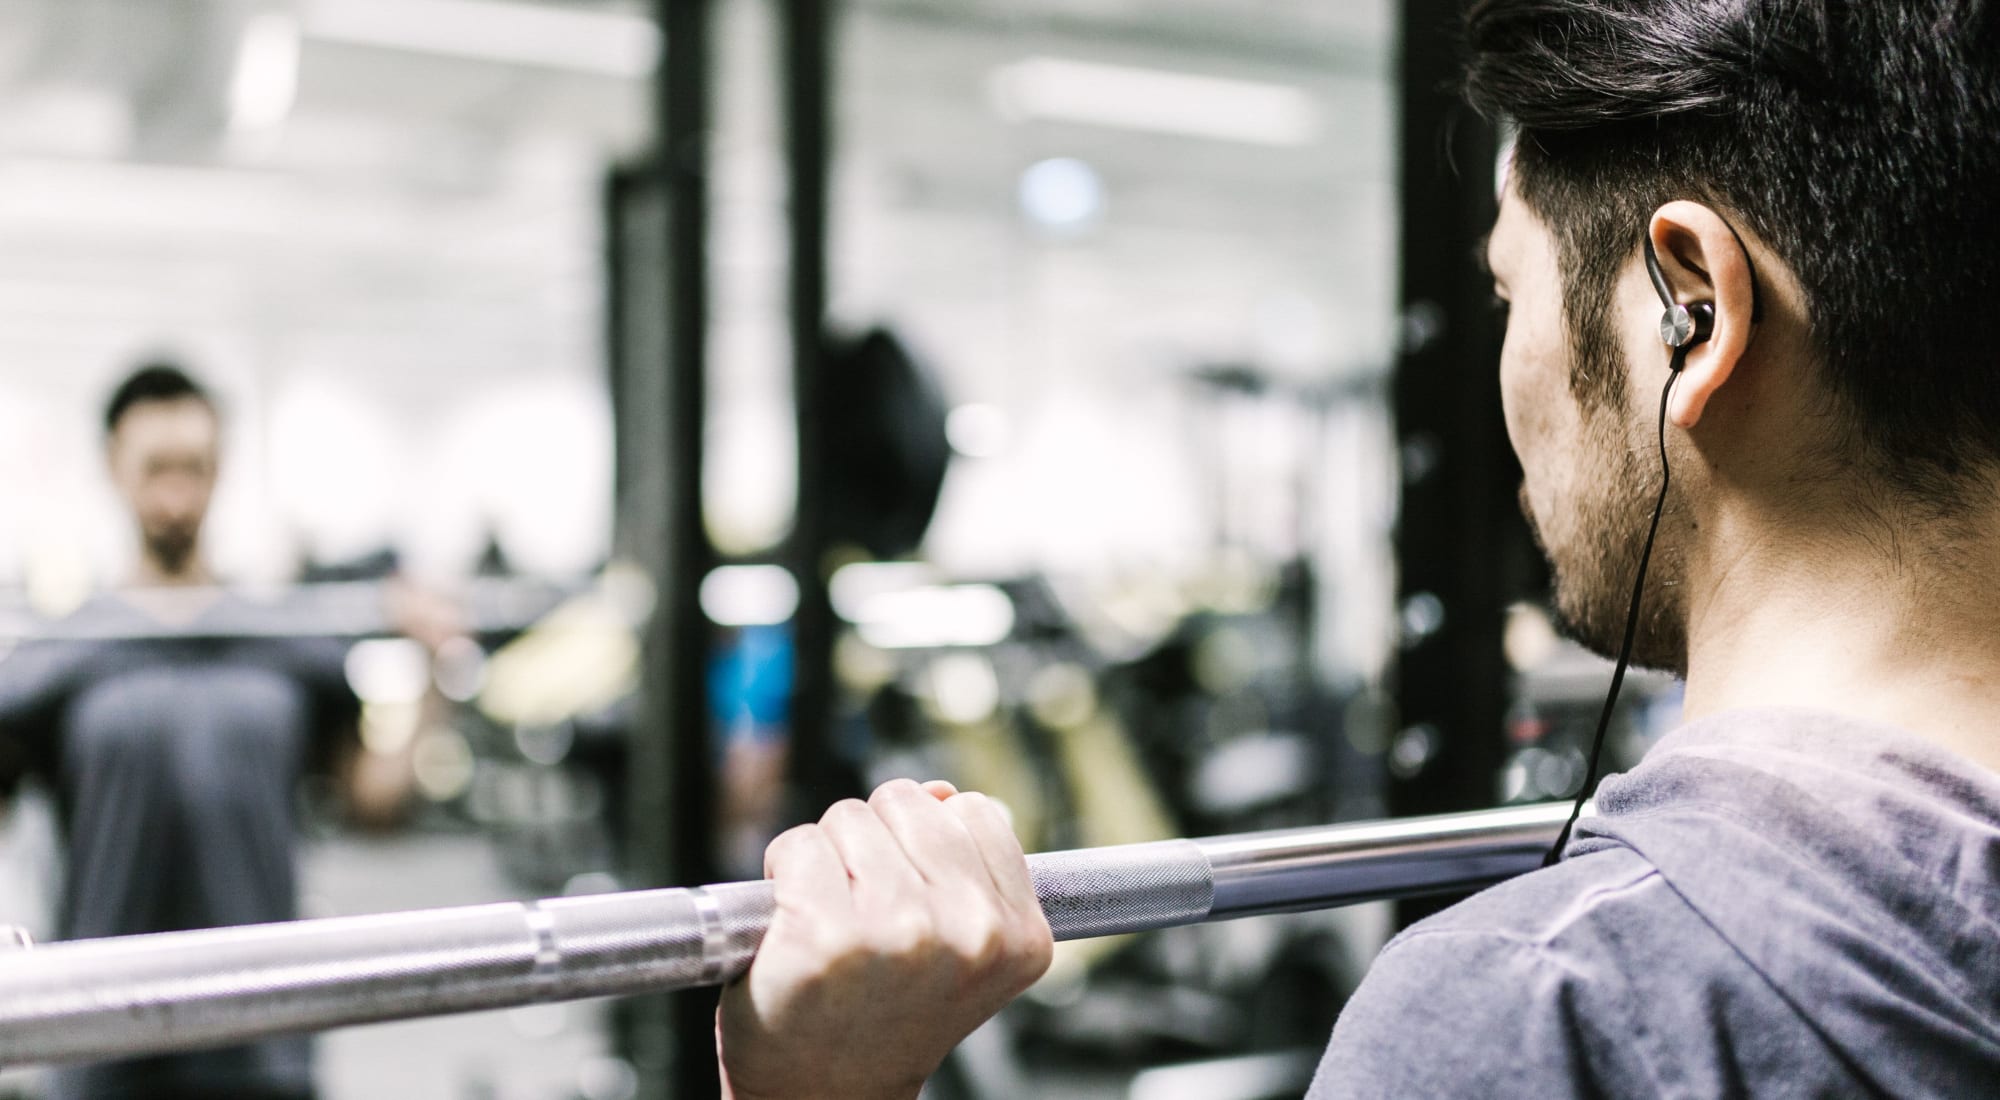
[0,577,581,644]
[0,802,1577,1066]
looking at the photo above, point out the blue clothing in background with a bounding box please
[709,623,793,746]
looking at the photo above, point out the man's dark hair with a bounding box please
[104,360,216,435]
[1463,0,2000,502]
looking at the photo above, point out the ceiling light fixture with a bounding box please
[989,56,1318,147]
[229,11,303,133]
[303,0,660,78]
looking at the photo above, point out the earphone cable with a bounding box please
[1543,360,1684,866]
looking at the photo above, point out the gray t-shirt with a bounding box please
[0,592,358,1100]
[1309,708,2000,1098]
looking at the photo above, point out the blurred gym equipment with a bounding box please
[821,328,952,562]
[0,802,1574,1066]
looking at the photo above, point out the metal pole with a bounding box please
[1390,0,1527,928]
[636,0,720,1095]
[780,0,858,820]
[1391,0,1511,816]
[0,803,1575,1067]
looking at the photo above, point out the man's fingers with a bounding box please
[773,782,1044,970]
[723,789,1048,1100]
[870,779,992,894]
[763,824,854,922]
[870,779,1047,978]
[920,779,958,801]
[942,791,1040,917]
[818,797,927,905]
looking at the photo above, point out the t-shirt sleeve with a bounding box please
[0,641,80,792]
[273,636,362,764]
[1306,926,1642,1099]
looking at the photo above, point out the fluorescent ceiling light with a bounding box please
[1015,158,1104,236]
[701,565,801,628]
[852,585,1017,650]
[829,561,937,623]
[304,0,659,78]
[230,12,302,133]
[989,56,1318,147]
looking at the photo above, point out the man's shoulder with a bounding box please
[1364,845,1695,1017]
[1394,843,1672,952]
[1306,848,1729,1099]
[1308,839,1878,1099]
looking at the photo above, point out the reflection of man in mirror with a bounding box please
[0,361,403,1100]
[110,363,221,587]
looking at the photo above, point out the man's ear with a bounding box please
[1647,201,1760,429]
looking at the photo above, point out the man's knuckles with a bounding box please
[762,823,816,870]
[869,777,928,804]
[1012,919,1056,984]
[925,908,1053,994]
[818,798,875,829]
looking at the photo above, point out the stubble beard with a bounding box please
[1525,358,1690,677]
[145,527,201,579]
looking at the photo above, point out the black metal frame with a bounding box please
[1389,0,1542,920]
[606,2,722,1097]
[614,1,853,1094]
[781,0,860,828]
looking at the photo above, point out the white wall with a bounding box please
[0,1,646,591]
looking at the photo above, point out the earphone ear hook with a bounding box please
[1644,216,1765,356]
[1643,231,1676,304]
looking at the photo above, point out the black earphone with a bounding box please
[1647,236,1716,355]
[1543,221,1760,865]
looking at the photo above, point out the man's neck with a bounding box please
[1680,495,2000,774]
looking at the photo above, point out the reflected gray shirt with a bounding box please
[1308,708,2000,1098]
[0,592,358,1100]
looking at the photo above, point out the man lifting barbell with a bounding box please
[718,2,2000,1095]
[0,361,416,1100]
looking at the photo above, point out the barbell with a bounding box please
[0,801,1579,1066]
[0,578,580,645]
